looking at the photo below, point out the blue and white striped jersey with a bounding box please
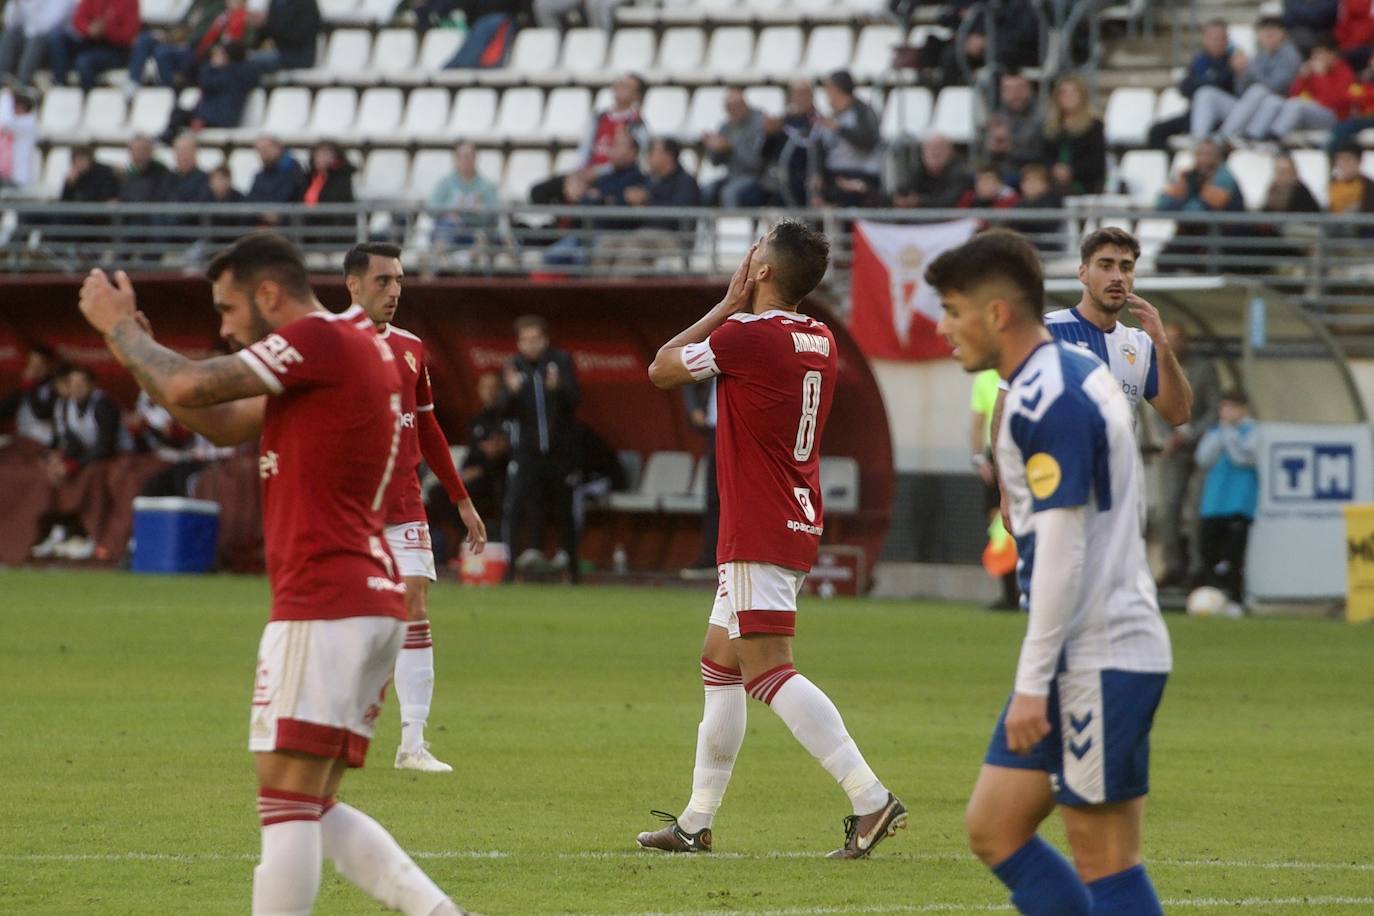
[1045,307,1158,409]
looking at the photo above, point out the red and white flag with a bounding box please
[849,218,979,361]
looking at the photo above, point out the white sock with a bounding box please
[252,791,324,916]
[396,623,435,752]
[321,800,453,916]
[678,658,746,833]
[749,665,890,816]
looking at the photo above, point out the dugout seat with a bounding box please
[608,450,695,511]
[820,456,860,515]
[661,457,708,513]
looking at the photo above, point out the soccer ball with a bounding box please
[1186,586,1230,617]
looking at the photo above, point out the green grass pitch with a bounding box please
[1,569,1372,915]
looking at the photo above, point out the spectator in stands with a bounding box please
[247,0,321,73]
[1040,74,1106,195]
[1286,0,1339,54]
[246,134,306,220]
[533,0,627,31]
[978,115,1018,185]
[430,141,501,248]
[592,136,701,274]
[1191,16,1303,138]
[1329,142,1374,215]
[206,164,251,230]
[703,87,769,207]
[1221,39,1354,140]
[809,69,884,208]
[301,139,355,243]
[119,134,172,206]
[161,40,259,143]
[531,73,647,205]
[1008,162,1065,251]
[499,314,581,582]
[0,345,60,447]
[1262,151,1323,215]
[994,69,1044,162]
[1326,58,1374,149]
[1148,19,1236,150]
[125,0,248,94]
[546,131,645,265]
[958,165,1019,209]
[932,0,1041,86]
[0,0,76,87]
[762,77,817,207]
[459,370,510,528]
[61,144,120,204]
[1156,139,1247,269]
[893,132,971,208]
[163,133,210,203]
[1194,389,1258,607]
[0,88,38,190]
[442,0,522,70]
[1336,0,1374,70]
[397,0,462,33]
[48,0,141,91]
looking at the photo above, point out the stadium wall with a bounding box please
[0,274,894,578]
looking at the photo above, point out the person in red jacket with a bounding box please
[1336,0,1374,70]
[48,0,141,90]
[1224,39,1354,138]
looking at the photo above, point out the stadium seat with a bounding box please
[653,28,706,79]
[318,0,360,23]
[492,87,546,143]
[416,28,464,75]
[371,29,419,81]
[1134,218,1176,262]
[1228,149,1275,210]
[352,87,404,141]
[307,87,359,139]
[702,27,756,82]
[616,451,644,493]
[261,87,313,138]
[558,28,609,84]
[502,150,551,202]
[448,88,498,140]
[40,146,71,199]
[656,0,707,24]
[696,0,750,22]
[851,25,904,81]
[929,85,974,143]
[477,28,560,86]
[40,87,85,142]
[744,85,785,116]
[195,147,225,172]
[608,28,657,72]
[357,0,396,23]
[879,87,933,139]
[1292,149,1330,208]
[1154,86,1188,123]
[227,147,260,192]
[1117,149,1168,204]
[687,86,726,136]
[402,88,453,141]
[661,457,708,513]
[361,149,410,198]
[95,146,131,172]
[819,456,860,514]
[714,216,756,260]
[1230,23,1256,57]
[802,26,854,76]
[477,148,506,187]
[409,148,453,200]
[295,29,373,86]
[83,88,128,141]
[143,0,192,24]
[129,87,175,138]
[553,147,581,174]
[752,26,804,79]
[1104,87,1156,147]
[643,86,689,135]
[543,87,592,144]
[608,450,694,511]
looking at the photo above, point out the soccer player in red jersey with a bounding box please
[635,221,907,859]
[344,243,487,774]
[77,234,470,916]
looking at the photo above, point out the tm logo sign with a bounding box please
[1271,444,1355,502]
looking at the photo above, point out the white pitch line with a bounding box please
[598,899,1374,916]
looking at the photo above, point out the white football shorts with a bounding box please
[385,521,436,581]
[709,561,806,638]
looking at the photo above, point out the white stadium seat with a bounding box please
[643,86,689,135]
[820,456,860,514]
[752,26,803,78]
[403,88,453,140]
[929,85,974,143]
[553,147,581,174]
[744,85,785,116]
[607,28,657,72]
[409,149,453,200]
[702,26,755,81]
[880,86,933,138]
[83,88,128,140]
[477,149,506,188]
[1134,218,1176,262]
[502,150,550,203]
[371,29,419,80]
[308,87,358,137]
[228,147,260,192]
[40,87,85,141]
[296,29,373,85]
[195,147,225,172]
[357,0,396,23]
[95,146,130,172]
[480,28,560,85]
[318,0,359,23]
[851,25,903,80]
[1104,87,1156,147]
[1292,149,1330,208]
[608,451,694,511]
[261,87,312,137]
[361,149,410,198]
[492,87,545,142]
[1155,86,1188,123]
[699,0,752,22]
[129,88,175,137]
[41,146,71,199]
[1117,149,1168,204]
[543,87,592,143]
[448,88,498,140]
[1230,23,1256,57]
[1227,149,1275,210]
[803,26,854,76]
[417,28,464,73]
[559,28,609,82]
[655,28,706,77]
[353,87,404,140]
[687,86,726,136]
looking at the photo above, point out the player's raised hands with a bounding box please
[1004,693,1051,755]
[78,269,138,337]
[1125,293,1167,345]
[718,243,757,315]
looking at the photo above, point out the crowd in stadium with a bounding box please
[0,0,1373,248]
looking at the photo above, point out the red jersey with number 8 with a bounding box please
[682,310,837,572]
[236,305,408,622]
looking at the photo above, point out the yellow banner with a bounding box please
[1345,505,1374,623]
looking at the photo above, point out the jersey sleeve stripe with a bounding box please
[237,349,284,395]
[416,403,435,412]
[680,340,720,381]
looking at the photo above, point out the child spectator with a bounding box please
[1194,389,1258,610]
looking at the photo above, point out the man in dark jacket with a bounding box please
[60,144,120,244]
[1286,0,1339,52]
[247,134,306,225]
[248,0,320,72]
[119,134,171,204]
[162,133,210,203]
[499,315,581,581]
[0,345,60,446]
[1149,19,1237,148]
[893,132,972,208]
[809,70,884,207]
[545,131,645,265]
[161,40,259,141]
[592,136,701,273]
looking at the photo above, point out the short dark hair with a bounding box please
[1334,142,1362,160]
[1257,15,1284,30]
[514,314,547,336]
[1204,17,1228,31]
[923,229,1044,322]
[343,242,403,278]
[766,219,830,306]
[65,364,95,382]
[825,69,855,96]
[210,165,232,179]
[625,72,647,100]
[654,136,683,160]
[1080,226,1141,264]
[1220,388,1249,406]
[206,232,312,300]
[12,90,35,113]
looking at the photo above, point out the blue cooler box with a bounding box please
[130,497,221,574]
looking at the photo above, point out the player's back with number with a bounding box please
[706,311,836,572]
[238,305,406,620]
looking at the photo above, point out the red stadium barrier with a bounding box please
[0,274,893,580]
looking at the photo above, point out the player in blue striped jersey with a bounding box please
[929,230,1170,916]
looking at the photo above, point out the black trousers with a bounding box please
[502,452,578,580]
[1198,514,1251,602]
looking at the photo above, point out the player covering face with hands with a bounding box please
[637,221,907,860]
[77,236,474,916]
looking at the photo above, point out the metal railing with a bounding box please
[4,200,1374,346]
